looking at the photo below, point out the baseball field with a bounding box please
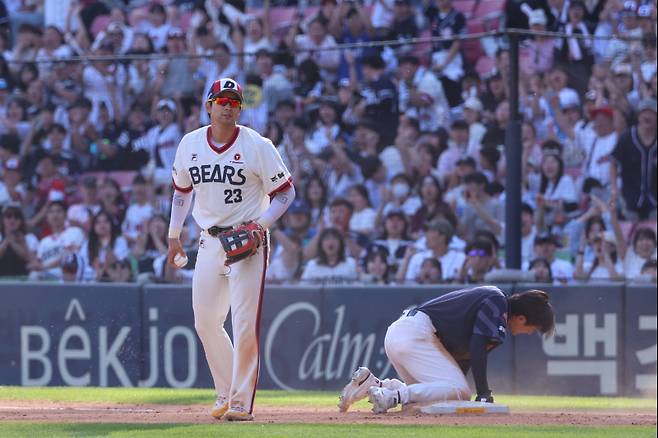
[0,387,655,437]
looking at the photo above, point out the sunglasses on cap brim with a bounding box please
[208,96,241,108]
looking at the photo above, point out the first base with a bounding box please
[419,401,509,415]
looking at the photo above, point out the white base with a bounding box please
[419,401,510,415]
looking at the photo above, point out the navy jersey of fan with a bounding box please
[416,285,509,358]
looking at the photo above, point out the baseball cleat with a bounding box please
[210,397,229,419]
[338,367,381,412]
[367,387,399,414]
[222,407,254,421]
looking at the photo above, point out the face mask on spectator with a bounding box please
[392,183,410,199]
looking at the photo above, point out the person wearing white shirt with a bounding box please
[521,203,537,264]
[530,233,574,283]
[122,174,154,246]
[399,219,465,283]
[624,228,657,279]
[301,228,358,282]
[77,210,130,281]
[397,55,450,133]
[29,201,85,281]
[67,175,101,232]
[347,184,376,236]
[577,107,618,187]
[291,17,340,79]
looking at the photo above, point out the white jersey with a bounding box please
[172,124,292,229]
[36,227,86,278]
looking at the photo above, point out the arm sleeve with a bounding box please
[469,334,491,396]
[168,190,193,239]
[257,185,296,229]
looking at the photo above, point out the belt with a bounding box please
[206,225,232,237]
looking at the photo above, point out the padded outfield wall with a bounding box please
[0,282,655,397]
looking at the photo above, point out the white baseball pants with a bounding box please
[192,230,268,414]
[384,311,471,406]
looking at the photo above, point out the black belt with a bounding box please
[206,225,232,237]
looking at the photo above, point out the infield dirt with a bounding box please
[0,400,655,426]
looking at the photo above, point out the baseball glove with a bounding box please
[218,221,265,266]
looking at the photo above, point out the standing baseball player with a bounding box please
[338,286,555,413]
[167,78,295,421]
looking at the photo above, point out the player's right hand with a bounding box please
[167,238,185,268]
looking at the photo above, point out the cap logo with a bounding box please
[223,79,236,89]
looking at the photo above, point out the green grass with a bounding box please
[0,386,655,412]
[0,424,654,438]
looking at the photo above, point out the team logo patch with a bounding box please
[191,154,198,161]
[270,171,285,183]
[230,152,244,165]
[234,153,241,161]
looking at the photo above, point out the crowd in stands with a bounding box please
[0,0,656,285]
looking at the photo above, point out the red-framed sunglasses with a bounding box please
[208,96,241,108]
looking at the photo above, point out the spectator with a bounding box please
[268,199,312,281]
[359,245,390,284]
[399,219,465,283]
[578,105,618,187]
[97,177,126,225]
[154,29,196,100]
[347,184,376,236]
[458,172,504,242]
[520,9,555,76]
[308,99,343,153]
[301,227,358,282]
[575,230,623,281]
[380,173,421,218]
[555,0,594,96]
[132,214,168,275]
[0,97,31,139]
[534,152,578,230]
[610,98,657,220]
[78,210,129,281]
[290,16,339,80]
[425,0,466,108]
[436,120,472,180]
[122,174,154,246]
[529,257,553,283]
[409,174,454,235]
[139,98,182,185]
[241,15,273,72]
[139,3,172,52]
[417,258,443,284]
[331,1,376,82]
[0,204,38,277]
[457,239,496,284]
[397,54,450,133]
[357,54,398,145]
[531,233,574,283]
[67,175,101,232]
[624,228,658,279]
[28,201,85,281]
[372,209,414,275]
[521,203,537,264]
[0,156,27,207]
[463,97,486,148]
[303,174,329,230]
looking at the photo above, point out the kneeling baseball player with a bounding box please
[338,286,555,413]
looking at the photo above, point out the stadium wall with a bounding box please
[1,282,655,397]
